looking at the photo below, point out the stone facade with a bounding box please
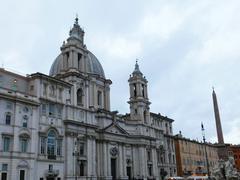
[0,18,176,180]
[174,134,219,177]
[227,145,240,172]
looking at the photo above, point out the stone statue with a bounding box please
[212,157,240,180]
[225,157,239,180]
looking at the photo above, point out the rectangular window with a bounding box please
[3,137,10,152]
[148,165,152,176]
[43,83,47,95]
[78,53,82,70]
[80,161,84,176]
[57,105,62,118]
[147,150,151,161]
[5,114,11,125]
[49,104,55,116]
[22,120,27,128]
[6,102,13,110]
[58,88,63,100]
[2,164,8,171]
[40,137,46,154]
[97,91,102,106]
[156,150,160,163]
[49,164,53,172]
[42,104,47,115]
[57,140,62,156]
[20,138,28,153]
[79,143,84,156]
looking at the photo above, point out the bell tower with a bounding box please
[128,61,151,124]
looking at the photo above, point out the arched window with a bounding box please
[144,110,147,124]
[133,84,137,97]
[97,91,102,107]
[142,84,145,97]
[64,52,69,69]
[77,88,83,105]
[47,130,56,159]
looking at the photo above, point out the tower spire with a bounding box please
[75,14,79,25]
[212,88,224,144]
[133,59,142,76]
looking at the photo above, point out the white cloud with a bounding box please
[141,5,187,40]
[90,36,142,60]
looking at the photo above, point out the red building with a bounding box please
[228,145,240,171]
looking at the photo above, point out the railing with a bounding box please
[47,154,56,160]
[45,169,59,177]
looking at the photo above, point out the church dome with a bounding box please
[49,50,105,78]
[49,17,105,78]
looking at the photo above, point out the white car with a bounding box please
[186,176,208,180]
[167,177,184,180]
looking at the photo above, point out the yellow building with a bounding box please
[174,134,219,177]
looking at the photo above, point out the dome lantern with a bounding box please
[68,15,85,45]
[49,17,105,79]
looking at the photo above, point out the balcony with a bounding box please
[45,169,59,177]
[48,154,56,160]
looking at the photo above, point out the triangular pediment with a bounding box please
[102,123,129,135]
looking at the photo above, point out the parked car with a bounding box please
[167,177,184,180]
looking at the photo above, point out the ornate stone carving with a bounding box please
[110,147,118,156]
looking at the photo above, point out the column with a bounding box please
[103,142,108,176]
[123,145,127,177]
[85,82,89,109]
[118,145,123,178]
[92,139,97,177]
[139,146,147,179]
[93,83,97,107]
[107,143,111,177]
[152,148,158,178]
[87,138,91,176]
[132,146,138,178]
[105,86,110,111]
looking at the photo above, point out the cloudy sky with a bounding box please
[1,0,240,144]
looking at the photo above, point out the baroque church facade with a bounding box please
[0,18,176,180]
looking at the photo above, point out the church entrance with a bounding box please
[46,178,55,180]
[127,166,132,180]
[111,158,117,180]
[20,170,25,180]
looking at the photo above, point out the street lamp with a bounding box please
[201,122,210,179]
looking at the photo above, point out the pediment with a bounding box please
[102,123,129,135]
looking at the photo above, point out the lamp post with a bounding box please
[201,122,210,179]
